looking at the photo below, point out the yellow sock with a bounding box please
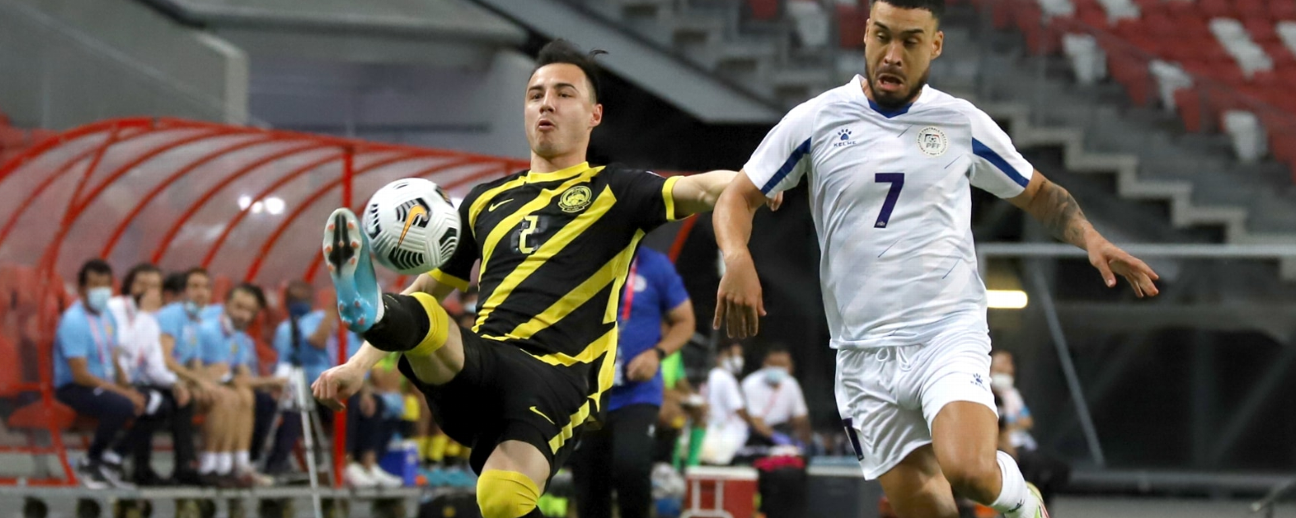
[477,470,540,518]
[404,292,450,358]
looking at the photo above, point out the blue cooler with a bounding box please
[380,441,419,486]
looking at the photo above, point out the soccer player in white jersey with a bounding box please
[711,1,1159,517]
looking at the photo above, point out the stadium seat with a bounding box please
[1175,89,1205,132]
[748,0,779,21]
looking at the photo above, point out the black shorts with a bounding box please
[397,330,591,479]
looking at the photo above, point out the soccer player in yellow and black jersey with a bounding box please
[311,40,775,518]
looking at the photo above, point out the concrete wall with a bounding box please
[0,0,247,128]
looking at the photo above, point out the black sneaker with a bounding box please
[97,462,137,490]
[132,468,170,487]
[75,459,110,490]
[171,469,203,487]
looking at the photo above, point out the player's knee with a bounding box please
[942,455,999,498]
[476,469,540,518]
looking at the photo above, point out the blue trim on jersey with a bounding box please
[761,138,812,194]
[972,138,1029,188]
[867,98,913,119]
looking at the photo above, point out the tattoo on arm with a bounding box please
[1034,180,1090,247]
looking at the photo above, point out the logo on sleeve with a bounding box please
[917,127,948,157]
[833,127,857,148]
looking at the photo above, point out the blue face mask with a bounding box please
[763,366,789,385]
[86,287,112,314]
[288,301,312,319]
[184,300,200,317]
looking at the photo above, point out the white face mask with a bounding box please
[991,373,1014,391]
[86,287,112,314]
[722,356,744,375]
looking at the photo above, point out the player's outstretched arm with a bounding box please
[673,170,783,218]
[1009,171,1160,297]
[712,172,773,338]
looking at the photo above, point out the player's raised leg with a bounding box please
[931,402,1048,518]
[876,445,959,518]
[477,440,550,518]
[322,208,464,384]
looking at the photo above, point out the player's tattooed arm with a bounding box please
[1011,171,1161,297]
[1020,176,1092,248]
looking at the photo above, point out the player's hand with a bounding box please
[124,390,147,415]
[766,192,784,212]
[714,251,765,339]
[626,349,661,382]
[312,363,365,411]
[1087,237,1159,297]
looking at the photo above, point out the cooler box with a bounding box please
[379,440,418,487]
[681,465,758,518]
[806,457,883,518]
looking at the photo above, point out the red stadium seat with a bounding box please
[1175,89,1205,132]
[1238,0,1269,18]
[1200,0,1235,18]
[748,0,779,21]
[1271,0,1296,21]
[1244,18,1279,43]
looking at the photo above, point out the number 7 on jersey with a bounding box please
[874,173,905,228]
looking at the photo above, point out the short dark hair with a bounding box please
[77,259,113,288]
[874,0,945,20]
[533,39,606,103]
[162,272,187,295]
[228,282,266,310]
[764,344,791,358]
[120,263,161,296]
[286,279,313,303]
[183,267,209,286]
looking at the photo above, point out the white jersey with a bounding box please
[745,77,1034,349]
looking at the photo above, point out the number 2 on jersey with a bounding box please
[519,215,539,254]
[874,173,905,228]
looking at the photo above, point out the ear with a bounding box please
[590,103,603,128]
[932,29,944,60]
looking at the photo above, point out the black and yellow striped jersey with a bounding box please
[428,162,680,404]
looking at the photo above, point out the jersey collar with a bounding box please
[525,162,590,183]
[853,74,927,119]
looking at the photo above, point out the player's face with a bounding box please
[186,273,212,307]
[225,291,260,331]
[991,352,1015,376]
[524,64,603,161]
[130,271,162,299]
[863,2,943,109]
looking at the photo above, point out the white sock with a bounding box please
[991,451,1039,518]
[101,451,122,466]
[235,451,252,472]
[199,452,218,474]
[217,453,233,475]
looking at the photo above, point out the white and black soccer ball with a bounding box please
[362,178,460,276]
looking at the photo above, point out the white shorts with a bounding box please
[835,325,997,480]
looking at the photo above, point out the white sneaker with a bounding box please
[369,467,404,489]
[344,462,377,488]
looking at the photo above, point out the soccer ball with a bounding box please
[361,178,460,276]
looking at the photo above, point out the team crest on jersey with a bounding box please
[559,185,593,213]
[917,127,948,157]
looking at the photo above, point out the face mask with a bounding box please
[991,373,1014,391]
[464,299,478,314]
[722,356,743,375]
[288,301,312,319]
[86,287,112,314]
[184,300,200,317]
[763,366,789,385]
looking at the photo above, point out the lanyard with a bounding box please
[761,383,784,418]
[220,315,241,364]
[84,310,109,370]
[620,257,638,323]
